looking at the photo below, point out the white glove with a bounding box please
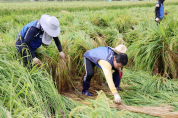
[155,18,159,22]
[32,57,42,66]
[114,93,121,104]
[59,51,66,62]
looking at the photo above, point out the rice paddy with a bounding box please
[0,0,178,117]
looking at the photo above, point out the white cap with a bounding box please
[110,44,127,54]
[40,14,60,45]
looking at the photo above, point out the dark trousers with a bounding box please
[112,72,121,89]
[83,57,95,82]
[15,35,33,69]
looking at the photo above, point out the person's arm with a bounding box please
[98,60,117,94]
[53,37,62,52]
[98,60,121,104]
[53,37,66,62]
[155,2,161,18]
[24,26,39,58]
[112,70,121,90]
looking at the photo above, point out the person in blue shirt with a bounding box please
[155,0,165,24]
[82,44,128,104]
[15,14,66,69]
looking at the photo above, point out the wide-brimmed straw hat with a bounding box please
[40,14,60,45]
[110,44,127,54]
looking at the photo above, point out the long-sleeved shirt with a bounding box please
[98,60,118,94]
[23,26,62,58]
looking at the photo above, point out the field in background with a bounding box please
[1,0,178,16]
[0,0,178,117]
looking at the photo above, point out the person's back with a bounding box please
[84,47,115,68]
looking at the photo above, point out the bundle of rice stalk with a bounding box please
[73,90,178,118]
[141,76,178,93]
[0,59,66,117]
[42,54,72,92]
[69,90,127,118]
[57,58,74,92]
[114,104,178,118]
[34,36,75,93]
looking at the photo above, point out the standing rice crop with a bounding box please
[127,15,178,79]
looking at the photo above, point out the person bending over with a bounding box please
[82,44,128,104]
[15,14,66,69]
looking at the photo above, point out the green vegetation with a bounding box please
[1,0,178,16]
[0,0,178,117]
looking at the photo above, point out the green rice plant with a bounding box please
[92,11,111,27]
[110,11,137,33]
[62,96,83,114]
[0,36,68,117]
[69,31,105,85]
[124,22,149,46]
[122,69,178,93]
[127,15,178,79]
[35,39,74,92]
[0,59,67,117]
[69,90,164,118]
[1,3,178,117]
[70,31,98,61]
[0,100,8,118]
[69,91,128,118]
[1,1,178,16]
[116,69,178,108]
[141,76,178,94]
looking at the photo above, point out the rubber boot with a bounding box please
[82,81,92,96]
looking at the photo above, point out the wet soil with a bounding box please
[59,78,111,100]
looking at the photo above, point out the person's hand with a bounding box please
[156,4,159,7]
[59,51,66,62]
[155,18,159,22]
[114,93,121,104]
[32,57,42,67]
